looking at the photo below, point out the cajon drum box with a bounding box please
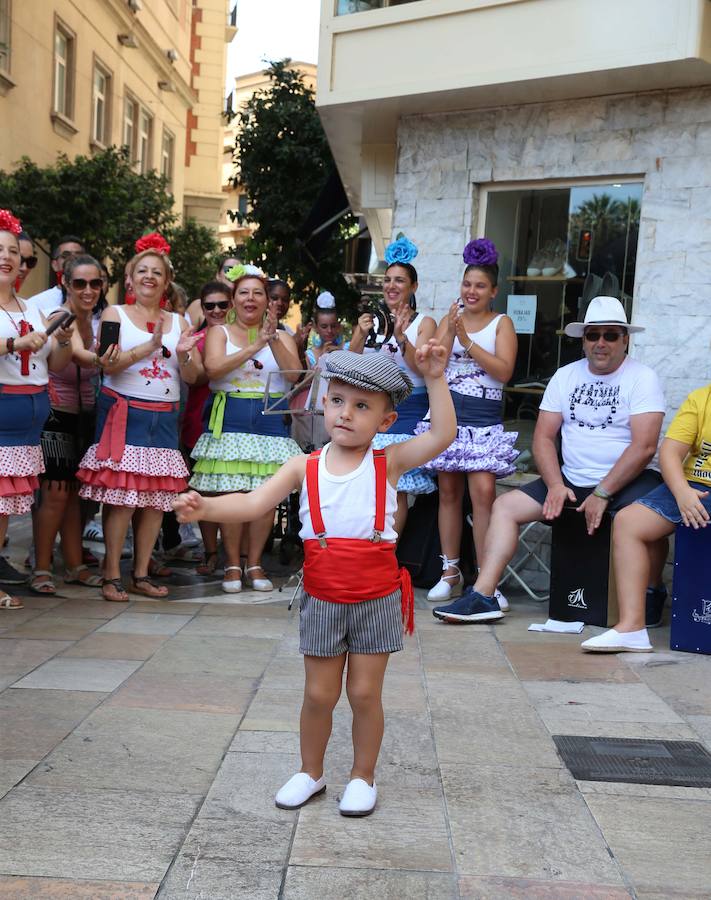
[671,524,711,655]
[548,506,618,627]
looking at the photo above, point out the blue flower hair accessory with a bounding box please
[384,234,418,266]
[463,238,498,267]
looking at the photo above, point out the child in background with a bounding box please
[174,345,455,816]
[418,238,518,619]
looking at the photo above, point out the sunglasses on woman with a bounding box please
[20,255,38,269]
[71,278,103,291]
[583,330,624,343]
[202,300,231,311]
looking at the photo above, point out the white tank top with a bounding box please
[299,443,397,543]
[365,311,426,389]
[209,325,288,396]
[0,302,51,386]
[103,305,181,401]
[447,313,505,396]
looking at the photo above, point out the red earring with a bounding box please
[125,292,136,305]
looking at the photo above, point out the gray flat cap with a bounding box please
[321,349,413,406]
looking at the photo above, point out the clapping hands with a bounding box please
[415,339,448,379]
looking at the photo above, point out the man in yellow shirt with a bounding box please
[582,385,711,652]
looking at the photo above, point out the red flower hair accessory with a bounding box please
[0,209,22,235]
[134,232,171,255]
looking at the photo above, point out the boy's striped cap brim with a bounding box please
[321,349,413,406]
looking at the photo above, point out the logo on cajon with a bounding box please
[567,587,587,609]
[691,598,711,625]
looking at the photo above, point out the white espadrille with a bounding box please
[275,772,326,809]
[339,778,377,817]
[581,628,652,653]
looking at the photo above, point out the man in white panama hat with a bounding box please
[433,296,669,640]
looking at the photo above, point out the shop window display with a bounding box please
[482,181,642,472]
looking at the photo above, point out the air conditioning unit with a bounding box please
[118,33,140,48]
[127,0,142,12]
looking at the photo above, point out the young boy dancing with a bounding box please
[174,344,455,816]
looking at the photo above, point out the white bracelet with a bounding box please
[463,340,474,355]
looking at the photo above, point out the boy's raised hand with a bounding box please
[172,490,205,523]
[415,339,448,379]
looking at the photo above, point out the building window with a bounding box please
[53,22,74,118]
[92,62,111,146]
[137,108,152,174]
[161,129,174,185]
[480,179,643,471]
[0,0,11,73]
[336,0,420,13]
[123,96,137,154]
[237,193,248,216]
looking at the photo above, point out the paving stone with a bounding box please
[27,706,238,795]
[0,875,160,898]
[240,688,303,732]
[196,601,290,618]
[159,863,283,900]
[503,642,641,683]
[418,628,512,678]
[106,670,257,714]
[127,600,205,615]
[584,794,711,894]
[686,715,711,751]
[634,656,711,716]
[441,764,624,884]
[0,784,200,881]
[228,729,300,755]
[47,597,128,619]
[523,682,687,730]
[0,689,105,760]
[178,615,289,639]
[141,636,278,677]
[4,616,104,641]
[61,633,169,660]
[0,639,71,690]
[0,760,35,800]
[96,613,193,636]
[12,657,142,692]
[576,780,711,800]
[0,608,47,633]
[458,875,632,899]
[283,867,458,899]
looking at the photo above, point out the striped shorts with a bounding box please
[299,590,404,657]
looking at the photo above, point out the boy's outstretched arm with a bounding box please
[173,455,306,524]
[387,340,456,479]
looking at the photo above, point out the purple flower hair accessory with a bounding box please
[463,238,498,267]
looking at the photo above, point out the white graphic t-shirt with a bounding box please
[540,356,665,486]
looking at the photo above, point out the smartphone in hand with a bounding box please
[45,311,77,336]
[98,321,121,357]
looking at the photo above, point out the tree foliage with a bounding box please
[231,59,359,319]
[165,218,221,300]
[0,147,176,283]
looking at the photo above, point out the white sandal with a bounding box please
[245,565,273,592]
[427,555,463,602]
[221,566,242,593]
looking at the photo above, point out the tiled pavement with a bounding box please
[0,547,710,898]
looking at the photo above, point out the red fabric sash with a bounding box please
[0,384,46,395]
[302,447,414,634]
[96,387,178,462]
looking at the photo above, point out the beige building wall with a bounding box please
[0,0,231,294]
[219,62,317,250]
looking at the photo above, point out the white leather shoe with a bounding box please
[581,628,652,653]
[339,777,377,817]
[427,555,463,602]
[221,566,242,593]
[245,566,273,592]
[275,772,326,809]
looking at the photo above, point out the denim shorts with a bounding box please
[636,480,711,524]
[299,591,403,657]
[520,468,663,515]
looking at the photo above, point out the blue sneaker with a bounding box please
[433,588,504,623]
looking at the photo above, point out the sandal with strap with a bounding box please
[130,573,169,599]
[222,566,242,593]
[427,556,463,602]
[245,565,273,592]
[148,556,172,578]
[30,570,57,595]
[101,578,129,603]
[0,591,23,610]
[64,565,103,588]
[196,551,219,576]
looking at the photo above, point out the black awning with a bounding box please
[297,167,351,264]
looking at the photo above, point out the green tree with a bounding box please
[166,218,221,300]
[231,59,359,319]
[0,147,176,284]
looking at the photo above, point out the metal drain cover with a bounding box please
[553,736,711,787]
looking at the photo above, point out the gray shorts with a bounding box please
[299,591,404,657]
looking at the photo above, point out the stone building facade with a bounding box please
[390,85,711,410]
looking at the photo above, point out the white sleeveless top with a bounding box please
[103,305,182,401]
[365,311,426,389]
[447,313,505,398]
[0,302,51,386]
[209,325,288,396]
[299,443,398,543]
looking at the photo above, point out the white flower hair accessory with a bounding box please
[316,291,336,309]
